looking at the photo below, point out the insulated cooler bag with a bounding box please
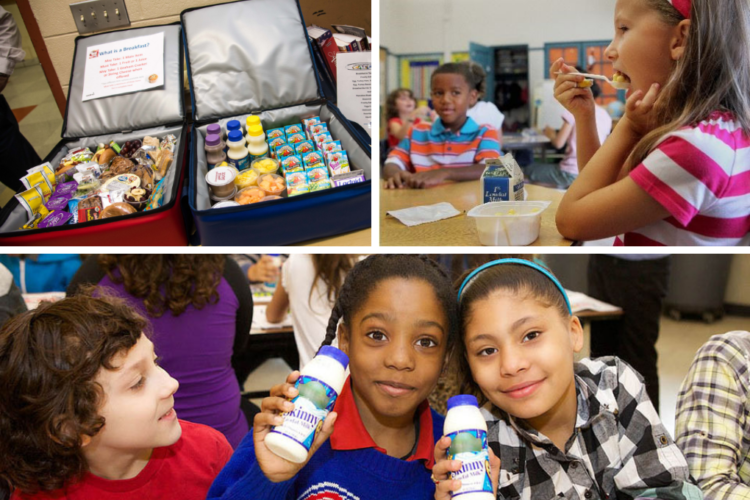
[182,0,371,246]
[0,24,189,246]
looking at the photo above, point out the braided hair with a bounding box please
[319,255,458,354]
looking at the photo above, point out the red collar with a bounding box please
[329,376,435,468]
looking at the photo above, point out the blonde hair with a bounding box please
[627,0,750,170]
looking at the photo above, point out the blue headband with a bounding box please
[457,258,572,314]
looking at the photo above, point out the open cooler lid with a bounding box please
[63,24,184,139]
[181,0,321,123]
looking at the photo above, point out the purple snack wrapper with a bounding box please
[331,170,366,187]
[38,211,73,228]
[45,197,70,212]
[54,181,79,198]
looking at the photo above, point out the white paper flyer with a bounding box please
[82,32,165,102]
[336,51,372,136]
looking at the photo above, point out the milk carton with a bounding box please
[481,154,525,203]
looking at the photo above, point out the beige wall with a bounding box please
[28,0,371,98]
[726,255,750,306]
[1,1,38,62]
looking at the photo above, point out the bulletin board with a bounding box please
[451,52,469,63]
[397,53,443,99]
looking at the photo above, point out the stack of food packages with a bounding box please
[15,134,178,230]
[214,116,365,207]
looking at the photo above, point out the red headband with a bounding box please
[669,0,691,19]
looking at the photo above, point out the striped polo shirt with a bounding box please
[386,117,501,173]
[619,111,750,246]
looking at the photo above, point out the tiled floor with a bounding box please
[245,314,750,437]
[0,63,63,206]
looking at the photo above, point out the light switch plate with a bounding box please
[70,0,130,35]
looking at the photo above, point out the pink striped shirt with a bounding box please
[617,111,750,246]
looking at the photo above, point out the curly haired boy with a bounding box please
[0,291,233,500]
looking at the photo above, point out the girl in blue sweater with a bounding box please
[208,255,458,500]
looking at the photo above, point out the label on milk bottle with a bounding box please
[270,375,339,451]
[250,152,269,162]
[228,155,250,171]
[447,429,493,497]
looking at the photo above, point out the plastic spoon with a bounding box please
[554,71,630,90]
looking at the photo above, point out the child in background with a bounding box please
[675,331,750,499]
[386,88,432,149]
[555,0,750,245]
[523,67,612,189]
[0,292,233,500]
[465,61,505,135]
[432,259,702,500]
[384,63,502,189]
[208,255,458,500]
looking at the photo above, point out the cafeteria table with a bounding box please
[380,182,573,246]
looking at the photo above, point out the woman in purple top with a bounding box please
[67,255,253,449]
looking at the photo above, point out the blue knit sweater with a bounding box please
[207,409,444,500]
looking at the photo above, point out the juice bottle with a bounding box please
[226,130,250,171]
[246,124,269,162]
[227,119,242,136]
[443,395,494,500]
[207,123,225,153]
[204,134,226,169]
[265,346,349,463]
[246,115,262,140]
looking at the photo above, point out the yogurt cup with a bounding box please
[206,166,237,197]
[212,200,241,209]
[209,185,237,203]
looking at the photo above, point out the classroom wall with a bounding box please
[28,0,370,98]
[726,255,750,306]
[381,0,616,96]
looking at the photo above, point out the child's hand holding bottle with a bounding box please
[431,435,500,500]
[550,58,596,120]
[253,371,338,483]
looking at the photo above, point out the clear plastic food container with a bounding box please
[467,201,551,246]
[258,173,286,197]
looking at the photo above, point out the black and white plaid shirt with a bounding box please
[482,357,703,500]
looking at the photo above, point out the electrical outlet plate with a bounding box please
[70,0,130,35]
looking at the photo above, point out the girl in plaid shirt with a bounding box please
[432,259,702,500]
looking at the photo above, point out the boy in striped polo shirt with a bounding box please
[383,63,502,189]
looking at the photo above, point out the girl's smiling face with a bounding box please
[431,73,477,131]
[339,278,448,423]
[605,0,685,97]
[464,291,583,427]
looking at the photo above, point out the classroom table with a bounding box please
[503,131,551,162]
[380,182,573,246]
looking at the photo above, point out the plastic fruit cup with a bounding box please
[210,185,237,204]
[235,186,266,205]
[467,201,551,246]
[251,158,280,176]
[258,173,286,196]
[260,195,283,202]
[234,168,259,189]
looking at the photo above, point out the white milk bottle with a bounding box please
[265,346,349,463]
[226,130,250,171]
[444,395,494,500]
[246,124,269,162]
